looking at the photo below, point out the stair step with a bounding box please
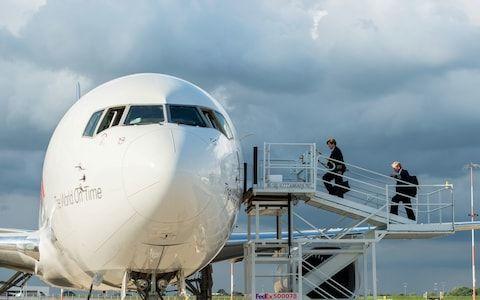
[306,191,414,226]
[303,246,363,295]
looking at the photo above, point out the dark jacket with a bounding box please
[393,169,412,195]
[327,146,346,173]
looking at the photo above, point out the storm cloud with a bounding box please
[0,0,480,294]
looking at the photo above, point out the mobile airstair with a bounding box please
[242,143,455,299]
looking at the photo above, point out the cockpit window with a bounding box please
[125,105,165,125]
[201,109,220,130]
[83,110,104,137]
[169,105,207,127]
[200,108,234,139]
[97,106,125,134]
[214,111,233,139]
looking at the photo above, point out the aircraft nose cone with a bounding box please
[122,127,215,223]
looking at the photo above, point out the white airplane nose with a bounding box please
[122,127,216,224]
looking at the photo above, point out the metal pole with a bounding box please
[452,187,455,229]
[312,144,317,189]
[416,194,419,223]
[372,241,377,300]
[251,243,256,300]
[230,261,234,300]
[255,203,260,240]
[244,245,249,296]
[465,163,480,300]
[266,143,270,186]
[276,213,281,240]
[247,214,251,241]
[253,147,258,186]
[287,193,293,292]
[288,193,292,253]
[386,185,390,229]
[427,194,431,223]
[177,269,187,297]
[439,191,442,223]
[364,244,368,299]
[298,243,303,297]
[471,164,477,300]
[150,271,156,299]
[243,162,248,194]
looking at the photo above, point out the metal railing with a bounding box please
[385,184,454,228]
[259,143,317,192]
[243,242,303,299]
[293,240,367,299]
[255,142,455,231]
[316,152,454,229]
[243,239,365,300]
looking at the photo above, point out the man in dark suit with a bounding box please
[322,138,347,198]
[390,161,416,220]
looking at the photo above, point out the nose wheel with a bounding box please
[132,271,178,300]
[134,274,165,300]
[132,266,212,299]
[135,280,164,300]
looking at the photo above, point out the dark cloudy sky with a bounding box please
[0,0,480,295]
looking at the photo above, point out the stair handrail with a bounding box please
[317,166,387,192]
[317,153,415,186]
[317,164,393,209]
[319,165,451,213]
[318,151,455,216]
[348,168,392,185]
[316,176,387,205]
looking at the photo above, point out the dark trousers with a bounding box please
[323,172,344,198]
[390,194,416,220]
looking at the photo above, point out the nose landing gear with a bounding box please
[132,271,175,300]
[131,265,212,300]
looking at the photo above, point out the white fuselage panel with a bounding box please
[37,74,242,289]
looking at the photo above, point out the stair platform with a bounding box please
[243,188,314,216]
[382,223,454,239]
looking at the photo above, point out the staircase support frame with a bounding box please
[243,192,386,300]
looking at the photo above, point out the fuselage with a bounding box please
[37,74,242,289]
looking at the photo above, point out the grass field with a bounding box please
[360,297,472,300]
[0,296,474,299]
[1,295,473,299]
[96,296,473,300]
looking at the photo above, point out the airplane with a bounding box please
[2,73,480,299]
[0,73,244,299]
